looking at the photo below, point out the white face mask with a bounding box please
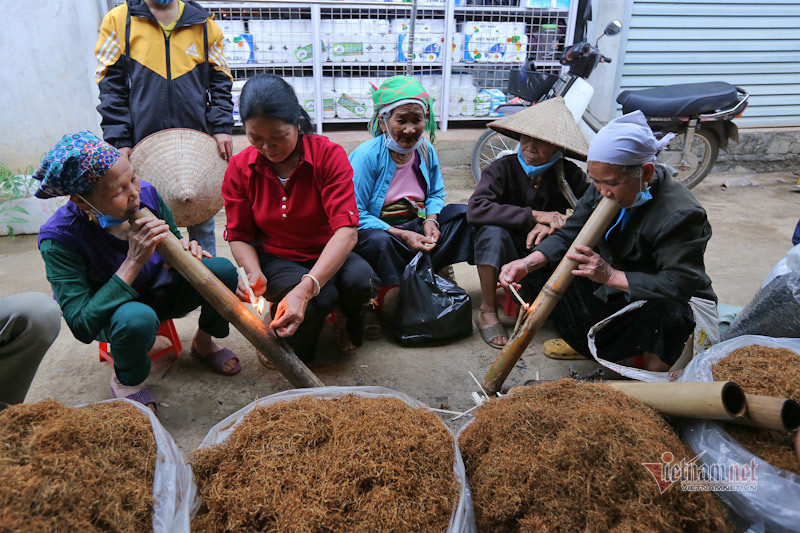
[382,116,425,155]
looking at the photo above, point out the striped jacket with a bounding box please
[95,0,233,149]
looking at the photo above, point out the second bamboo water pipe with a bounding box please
[483,197,622,395]
[134,208,324,389]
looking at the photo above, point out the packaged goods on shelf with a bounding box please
[231,80,246,124]
[527,0,571,7]
[475,88,507,116]
[397,34,463,63]
[249,19,316,63]
[398,33,442,63]
[217,20,253,64]
[463,34,528,63]
[390,18,453,34]
[460,21,528,63]
[333,77,376,119]
[329,34,366,62]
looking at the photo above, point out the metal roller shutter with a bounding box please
[618,0,800,127]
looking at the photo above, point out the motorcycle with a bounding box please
[471,21,749,189]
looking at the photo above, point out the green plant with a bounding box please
[0,163,36,238]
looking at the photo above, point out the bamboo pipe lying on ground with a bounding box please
[483,197,622,395]
[741,394,800,432]
[605,381,747,421]
[134,208,324,389]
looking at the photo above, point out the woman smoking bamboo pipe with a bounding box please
[133,207,324,389]
[483,196,621,395]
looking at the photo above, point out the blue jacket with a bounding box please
[349,135,446,230]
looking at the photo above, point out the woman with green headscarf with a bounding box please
[349,76,473,338]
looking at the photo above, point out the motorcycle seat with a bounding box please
[616,82,739,116]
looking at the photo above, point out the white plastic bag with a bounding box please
[587,297,720,382]
[85,399,193,533]
[191,386,477,533]
[679,335,800,533]
[762,244,800,288]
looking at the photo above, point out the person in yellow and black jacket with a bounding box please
[94,0,234,256]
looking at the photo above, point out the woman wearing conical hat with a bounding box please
[467,98,590,348]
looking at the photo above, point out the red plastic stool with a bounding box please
[98,319,183,363]
[500,283,520,318]
[375,285,398,312]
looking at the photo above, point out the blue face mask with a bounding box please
[517,147,562,178]
[604,182,652,240]
[80,196,129,228]
[629,185,652,208]
[95,213,129,228]
[382,117,426,155]
[151,0,173,5]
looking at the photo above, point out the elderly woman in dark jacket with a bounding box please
[468,97,589,348]
[501,111,718,372]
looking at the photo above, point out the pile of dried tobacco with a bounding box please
[712,344,800,475]
[0,399,156,532]
[459,379,733,533]
[189,394,459,532]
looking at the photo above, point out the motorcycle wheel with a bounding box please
[471,130,519,184]
[656,128,719,189]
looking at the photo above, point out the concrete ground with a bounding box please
[7,128,799,454]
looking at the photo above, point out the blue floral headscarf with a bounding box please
[33,131,120,199]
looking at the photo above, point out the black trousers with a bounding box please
[521,270,695,366]
[472,224,530,270]
[355,203,474,286]
[259,251,378,363]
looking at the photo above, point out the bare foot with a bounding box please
[476,308,508,347]
[192,333,238,374]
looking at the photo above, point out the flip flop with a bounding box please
[543,338,585,360]
[475,315,507,349]
[112,386,158,415]
[363,305,382,341]
[191,347,241,376]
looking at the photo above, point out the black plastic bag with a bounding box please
[393,252,472,345]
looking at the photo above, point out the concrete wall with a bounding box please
[0,1,104,172]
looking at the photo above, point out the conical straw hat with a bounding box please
[487,97,589,161]
[129,129,227,227]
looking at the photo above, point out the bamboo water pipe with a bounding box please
[605,381,747,421]
[483,197,622,395]
[741,394,800,432]
[134,208,324,389]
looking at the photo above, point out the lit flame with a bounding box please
[253,297,266,317]
[522,302,531,311]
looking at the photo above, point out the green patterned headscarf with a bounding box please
[369,76,437,143]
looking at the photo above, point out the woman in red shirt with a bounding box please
[223,75,377,363]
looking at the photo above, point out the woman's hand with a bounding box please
[400,228,437,252]
[526,223,551,249]
[181,238,212,261]
[269,285,311,337]
[534,210,568,231]
[423,218,441,243]
[499,258,530,290]
[237,270,267,302]
[566,245,626,289]
[127,216,170,265]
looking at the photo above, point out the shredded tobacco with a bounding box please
[0,399,156,532]
[458,379,734,533]
[712,344,800,476]
[189,394,459,532]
